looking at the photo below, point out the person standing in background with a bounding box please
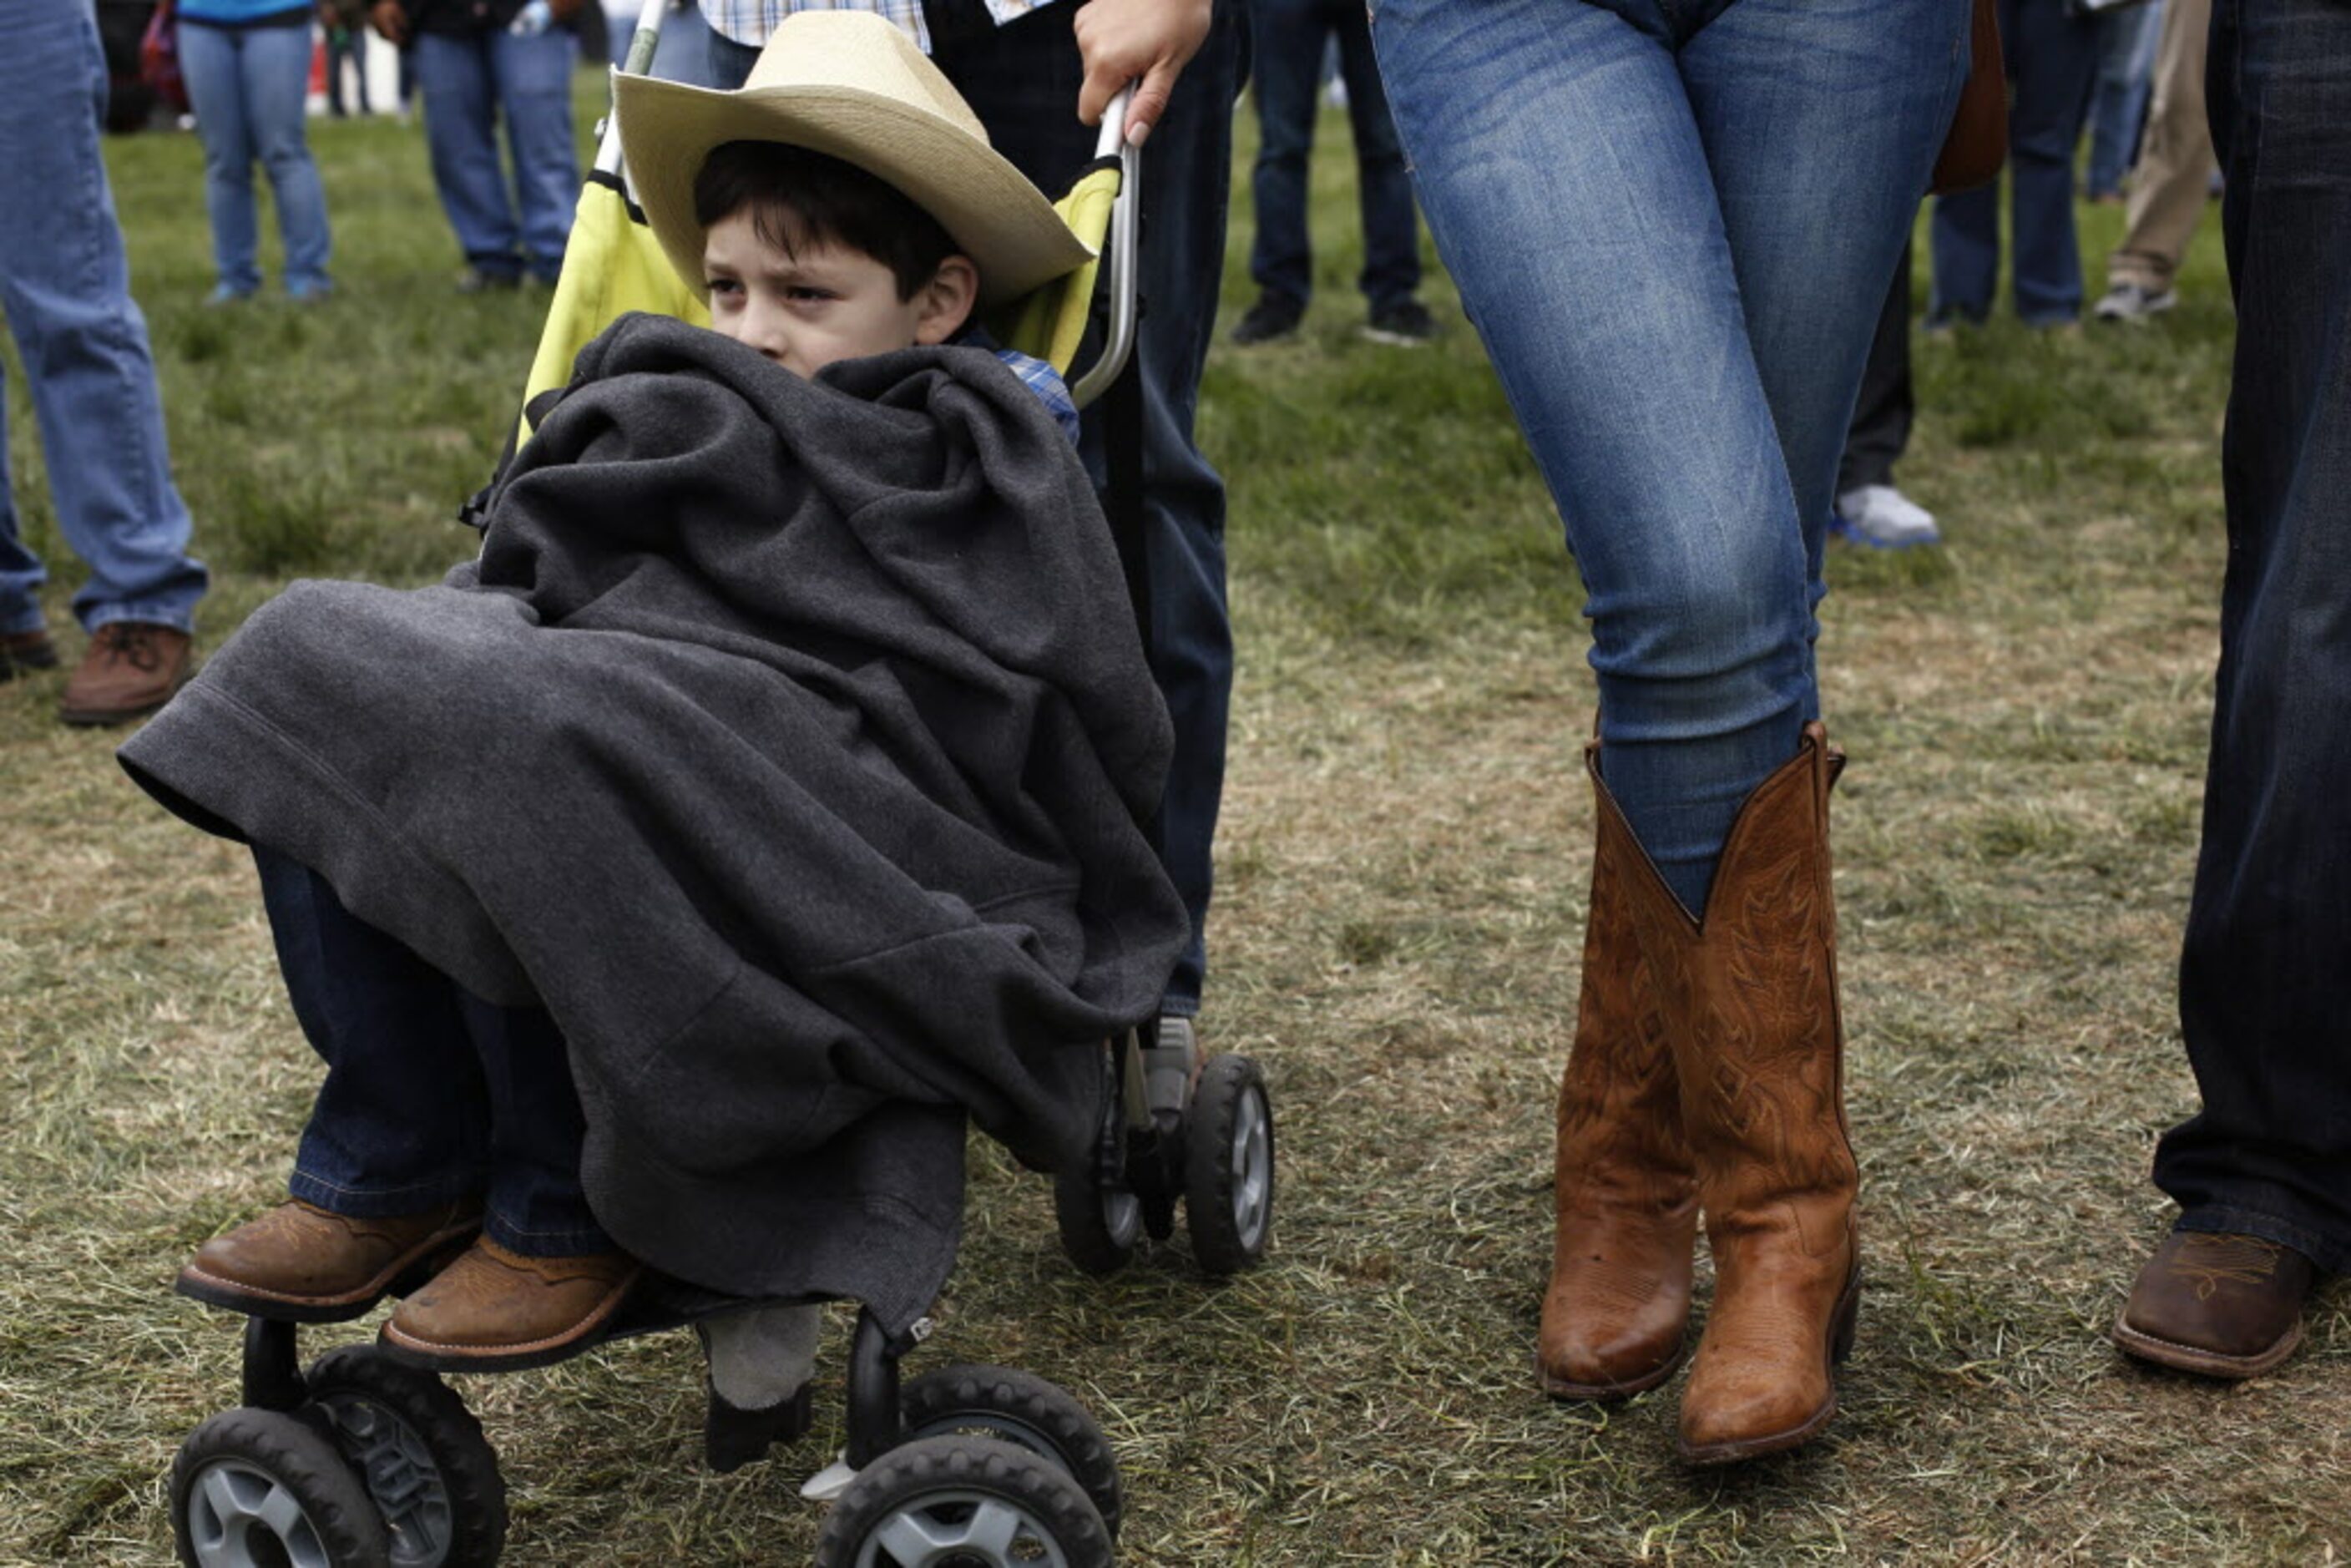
[369,0,584,290]
[1929,0,2101,329]
[176,0,336,302]
[1833,237,1939,551]
[0,0,209,726]
[1228,0,1435,346]
[322,0,375,116]
[2082,0,2162,204]
[2111,0,2348,1383]
[2094,0,2213,321]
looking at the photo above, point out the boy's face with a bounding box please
[703,211,976,380]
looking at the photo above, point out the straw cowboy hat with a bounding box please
[614,12,1093,308]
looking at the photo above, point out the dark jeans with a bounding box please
[1838,236,1914,497]
[710,4,1241,1016]
[2151,0,2351,1274]
[254,846,609,1257]
[1246,0,1420,312]
[1929,0,2102,326]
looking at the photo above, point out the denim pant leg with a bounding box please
[259,844,492,1216]
[259,846,610,1253]
[2086,0,2164,198]
[176,23,265,296]
[417,30,522,276]
[491,27,579,283]
[1375,0,1962,913]
[1331,0,1419,313]
[0,1,205,636]
[2004,0,2102,323]
[1246,0,1327,309]
[2151,0,2351,1274]
[237,22,334,296]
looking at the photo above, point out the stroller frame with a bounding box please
[165,7,1273,1564]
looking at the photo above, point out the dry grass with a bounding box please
[2,93,2344,1565]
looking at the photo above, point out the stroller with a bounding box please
[162,9,1275,1565]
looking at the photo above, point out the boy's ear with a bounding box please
[912,255,979,346]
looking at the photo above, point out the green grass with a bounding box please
[4,84,2346,1565]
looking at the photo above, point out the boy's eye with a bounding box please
[786,286,833,303]
[706,277,741,300]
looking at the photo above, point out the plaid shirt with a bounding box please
[995,346,1082,445]
[700,0,1060,53]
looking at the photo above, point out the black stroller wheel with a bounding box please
[1053,1161,1142,1277]
[900,1364,1121,1540]
[301,1346,508,1567]
[815,1434,1110,1568]
[171,1407,390,1568]
[1183,1055,1275,1275]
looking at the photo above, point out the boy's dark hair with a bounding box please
[693,140,963,301]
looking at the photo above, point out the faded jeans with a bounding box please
[414,25,579,283]
[0,0,206,638]
[1372,0,1967,911]
[2153,0,2351,1274]
[177,17,334,298]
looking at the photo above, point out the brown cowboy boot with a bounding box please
[1536,739,1698,1399]
[1606,723,1859,1464]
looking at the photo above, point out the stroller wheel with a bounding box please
[170,1406,389,1568]
[1053,1161,1142,1277]
[301,1346,508,1567]
[900,1364,1121,1540]
[815,1434,1110,1568]
[1183,1055,1275,1276]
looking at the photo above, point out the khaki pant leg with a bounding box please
[2109,0,2217,292]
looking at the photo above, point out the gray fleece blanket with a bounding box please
[120,314,1187,1333]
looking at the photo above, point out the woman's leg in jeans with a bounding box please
[1682,0,1968,613]
[1376,0,1962,912]
[237,21,334,297]
[175,23,263,297]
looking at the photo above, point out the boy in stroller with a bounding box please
[128,9,1189,1451]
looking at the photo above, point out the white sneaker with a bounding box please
[1833,485,1940,550]
[2094,281,2178,322]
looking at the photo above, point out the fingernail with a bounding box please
[1126,121,1152,148]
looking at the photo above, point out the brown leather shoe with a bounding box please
[176,1197,483,1323]
[1,626,58,680]
[1605,726,1861,1465]
[2114,1230,2316,1378]
[381,1238,640,1372]
[1537,738,1697,1399]
[59,621,193,726]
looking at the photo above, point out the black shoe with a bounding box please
[705,1381,813,1474]
[1363,299,1439,346]
[1230,294,1303,346]
[456,266,522,295]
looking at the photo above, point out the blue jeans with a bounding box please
[254,846,610,1257]
[1247,0,1420,313]
[0,0,207,640]
[708,2,1239,1015]
[1373,0,1965,913]
[1929,0,2102,326]
[2151,0,2351,1274]
[177,18,334,299]
[2085,0,2164,199]
[414,26,579,283]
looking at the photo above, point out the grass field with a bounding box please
[3,77,2345,1565]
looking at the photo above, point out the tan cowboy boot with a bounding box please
[1536,739,1698,1399]
[1607,723,1860,1464]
